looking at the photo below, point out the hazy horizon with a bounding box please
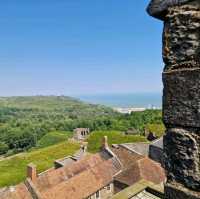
[0,92,162,108]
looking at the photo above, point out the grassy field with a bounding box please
[87,130,147,153]
[0,141,79,187]
[37,131,73,148]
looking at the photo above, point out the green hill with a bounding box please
[0,96,118,155]
[0,96,163,156]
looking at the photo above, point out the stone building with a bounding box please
[0,137,165,199]
[147,0,200,198]
[73,128,90,140]
[149,137,163,165]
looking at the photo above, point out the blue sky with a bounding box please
[0,0,163,96]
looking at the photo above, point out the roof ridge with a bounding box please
[25,179,43,199]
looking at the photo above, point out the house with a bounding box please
[115,137,164,165]
[0,137,165,199]
[73,128,90,140]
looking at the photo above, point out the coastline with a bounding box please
[78,93,162,109]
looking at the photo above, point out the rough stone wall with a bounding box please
[163,2,200,69]
[147,0,200,198]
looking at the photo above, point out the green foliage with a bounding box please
[146,123,165,137]
[128,110,163,131]
[37,131,72,148]
[0,96,163,155]
[87,130,147,153]
[0,141,79,187]
[0,142,9,155]
[0,96,118,154]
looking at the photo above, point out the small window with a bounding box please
[96,190,100,198]
[107,184,111,191]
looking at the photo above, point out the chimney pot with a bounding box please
[27,163,37,183]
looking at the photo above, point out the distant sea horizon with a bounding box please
[78,93,162,108]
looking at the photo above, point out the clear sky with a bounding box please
[0,0,163,96]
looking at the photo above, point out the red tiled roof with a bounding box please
[0,184,33,199]
[111,146,144,168]
[35,153,107,192]
[41,158,120,199]
[0,145,165,199]
[114,157,166,186]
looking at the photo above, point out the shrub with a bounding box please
[0,142,9,155]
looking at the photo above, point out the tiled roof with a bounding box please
[119,143,150,156]
[114,157,166,186]
[0,184,33,199]
[41,158,120,199]
[35,153,110,192]
[111,145,144,168]
[0,143,165,199]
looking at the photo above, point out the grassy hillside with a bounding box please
[0,96,118,155]
[0,96,163,156]
[87,130,147,153]
[0,141,79,187]
[37,131,72,148]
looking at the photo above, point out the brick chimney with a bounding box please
[27,163,37,183]
[102,136,109,149]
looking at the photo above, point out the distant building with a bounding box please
[73,128,90,140]
[0,137,165,199]
[114,107,146,114]
[124,128,139,135]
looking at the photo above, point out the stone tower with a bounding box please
[147,0,200,198]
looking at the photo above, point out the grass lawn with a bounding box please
[0,141,79,187]
[37,131,73,148]
[87,130,147,153]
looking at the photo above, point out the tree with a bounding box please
[0,142,9,155]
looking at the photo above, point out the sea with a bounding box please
[78,93,162,108]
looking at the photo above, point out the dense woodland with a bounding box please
[0,96,164,155]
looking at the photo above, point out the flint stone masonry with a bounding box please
[163,69,200,127]
[165,182,200,199]
[163,128,200,189]
[147,0,193,19]
[147,0,200,198]
[163,2,200,68]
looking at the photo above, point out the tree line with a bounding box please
[0,96,164,155]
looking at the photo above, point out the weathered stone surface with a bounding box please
[163,128,200,189]
[163,69,200,127]
[147,0,200,198]
[147,0,192,20]
[165,182,200,199]
[163,3,200,68]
